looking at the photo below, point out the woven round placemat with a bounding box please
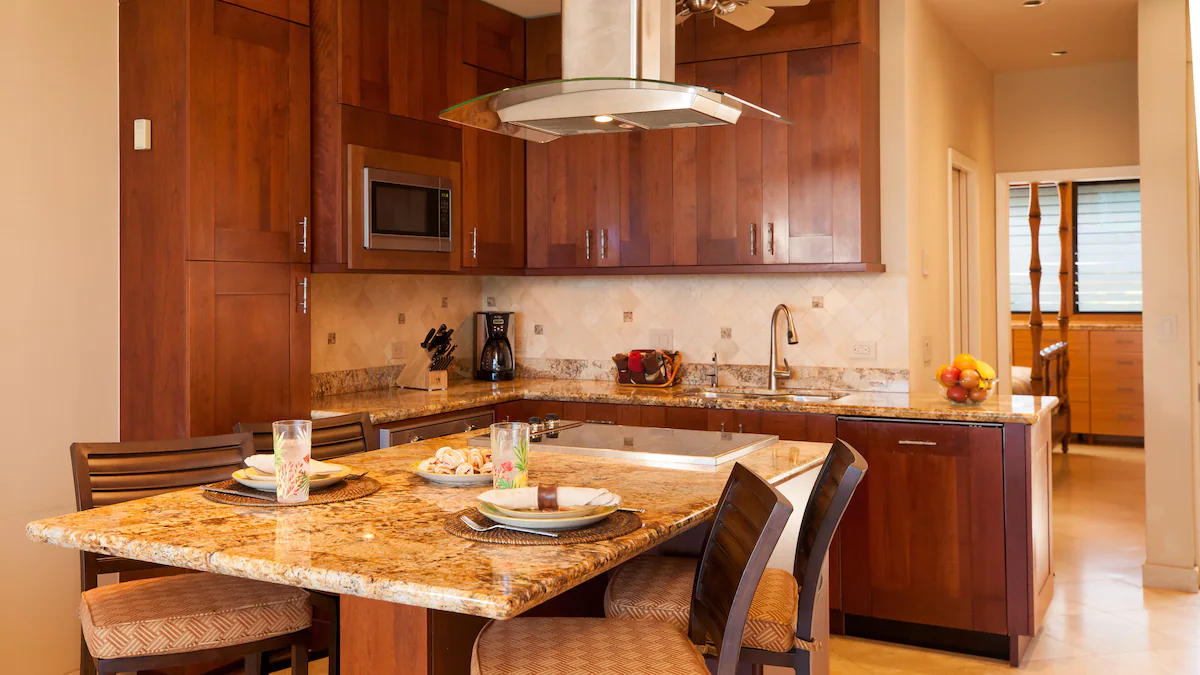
[444,508,643,546]
[200,476,381,508]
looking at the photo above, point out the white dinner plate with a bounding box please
[412,463,493,486]
[477,502,619,531]
[484,493,621,520]
[232,465,352,492]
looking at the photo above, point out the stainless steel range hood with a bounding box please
[439,0,789,143]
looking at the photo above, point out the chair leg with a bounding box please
[291,632,310,675]
[244,651,265,675]
[81,634,97,675]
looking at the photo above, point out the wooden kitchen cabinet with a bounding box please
[526,134,622,269]
[494,400,565,423]
[683,0,878,62]
[837,419,1008,635]
[461,66,526,270]
[187,0,311,264]
[224,0,309,24]
[463,0,524,80]
[337,0,463,125]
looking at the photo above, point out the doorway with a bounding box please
[948,150,981,357]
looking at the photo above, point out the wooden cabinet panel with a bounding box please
[618,131,675,267]
[1090,401,1144,437]
[461,66,525,269]
[808,413,837,442]
[1089,331,1142,357]
[225,0,309,24]
[526,134,621,269]
[188,0,310,264]
[761,412,809,441]
[462,0,524,80]
[639,406,667,428]
[838,419,1007,634]
[187,262,310,437]
[664,407,709,431]
[339,0,463,124]
[706,410,762,434]
[578,403,641,426]
[690,0,874,61]
[495,400,565,423]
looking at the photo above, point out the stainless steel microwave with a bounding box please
[362,167,453,252]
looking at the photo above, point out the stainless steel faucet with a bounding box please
[768,304,799,392]
[709,352,720,388]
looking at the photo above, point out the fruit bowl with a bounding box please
[935,354,998,405]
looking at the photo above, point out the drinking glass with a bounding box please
[273,420,313,503]
[490,421,530,489]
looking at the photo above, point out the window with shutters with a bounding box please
[1009,180,1142,314]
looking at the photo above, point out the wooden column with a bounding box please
[1057,182,1073,451]
[1028,184,1044,396]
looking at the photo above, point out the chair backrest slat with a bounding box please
[689,463,793,675]
[234,412,375,460]
[793,439,868,643]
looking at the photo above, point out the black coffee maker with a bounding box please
[474,312,515,381]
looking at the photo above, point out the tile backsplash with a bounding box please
[311,272,910,395]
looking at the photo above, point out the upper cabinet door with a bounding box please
[462,0,524,80]
[686,0,877,60]
[187,0,311,264]
[462,66,525,269]
[616,130,674,268]
[526,134,620,269]
[339,0,463,124]
[223,0,310,24]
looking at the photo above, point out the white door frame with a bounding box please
[948,149,982,358]
[993,165,1140,396]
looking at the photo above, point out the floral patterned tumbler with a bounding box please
[273,420,313,503]
[490,421,530,489]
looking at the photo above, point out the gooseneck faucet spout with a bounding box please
[768,304,799,393]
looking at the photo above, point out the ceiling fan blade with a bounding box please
[719,3,774,31]
[676,12,690,25]
[761,0,811,6]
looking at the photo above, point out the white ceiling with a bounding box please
[924,0,1138,72]
[485,0,560,18]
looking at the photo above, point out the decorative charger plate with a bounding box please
[477,502,620,531]
[232,465,352,492]
[412,463,493,486]
[483,493,621,520]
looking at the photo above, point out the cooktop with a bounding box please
[468,421,779,466]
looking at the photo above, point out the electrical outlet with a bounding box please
[388,343,406,360]
[850,342,876,359]
[649,329,674,350]
[812,296,824,309]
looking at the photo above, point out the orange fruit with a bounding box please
[952,353,977,372]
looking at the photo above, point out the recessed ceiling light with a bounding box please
[593,115,614,123]
[1050,50,1069,56]
[618,123,636,130]
[1022,0,1045,7]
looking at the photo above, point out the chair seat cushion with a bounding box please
[471,617,709,675]
[79,572,311,659]
[604,555,799,653]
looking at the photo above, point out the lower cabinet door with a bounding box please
[838,419,1008,634]
[187,262,310,437]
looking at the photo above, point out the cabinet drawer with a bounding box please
[1090,401,1144,437]
[380,411,494,447]
[1089,354,1142,385]
[1090,331,1142,357]
[1090,378,1143,400]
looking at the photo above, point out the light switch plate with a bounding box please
[922,336,933,364]
[649,329,673,350]
[134,119,151,151]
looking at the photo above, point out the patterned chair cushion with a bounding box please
[604,555,799,653]
[79,572,311,659]
[471,617,709,675]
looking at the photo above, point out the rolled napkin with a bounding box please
[478,486,618,511]
[244,454,342,477]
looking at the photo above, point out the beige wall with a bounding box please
[995,61,1140,174]
[0,1,120,672]
[1140,0,1200,591]
[900,0,997,393]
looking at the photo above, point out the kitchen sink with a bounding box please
[696,388,849,403]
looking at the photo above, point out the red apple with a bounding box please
[946,385,969,403]
[939,366,962,387]
[959,369,981,389]
[968,387,990,402]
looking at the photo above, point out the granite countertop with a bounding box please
[1011,321,1142,332]
[26,432,828,619]
[312,379,1058,426]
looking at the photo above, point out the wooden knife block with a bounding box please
[396,349,449,391]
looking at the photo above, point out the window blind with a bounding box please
[1009,184,1063,313]
[1075,181,1142,312]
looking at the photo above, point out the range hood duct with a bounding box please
[439,0,789,143]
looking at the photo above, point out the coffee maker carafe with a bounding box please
[474,312,515,381]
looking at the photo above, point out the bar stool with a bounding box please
[604,439,868,675]
[471,462,794,675]
[72,434,312,675]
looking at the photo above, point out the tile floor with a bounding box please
[829,443,1200,674]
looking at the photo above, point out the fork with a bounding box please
[459,515,559,538]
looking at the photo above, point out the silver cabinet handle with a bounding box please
[898,440,937,446]
[471,227,478,260]
[297,277,308,314]
[585,230,592,261]
[738,424,744,433]
[464,423,476,431]
[767,222,774,255]
[720,422,726,432]
[749,223,757,257]
[409,434,423,443]
[600,229,607,259]
[298,216,309,254]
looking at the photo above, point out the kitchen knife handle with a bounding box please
[297,277,308,314]
[749,223,757,257]
[767,222,774,255]
[585,230,592,261]
[471,227,478,260]
[299,216,309,254]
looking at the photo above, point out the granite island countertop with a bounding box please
[312,378,1058,426]
[26,432,828,619]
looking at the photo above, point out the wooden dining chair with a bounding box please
[234,412,376,459]
[470,462,793,675]
[233,412,374,674]
[604,439,868,675]
[72,433,311,675]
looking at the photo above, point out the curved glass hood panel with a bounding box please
[439,77,791,143]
